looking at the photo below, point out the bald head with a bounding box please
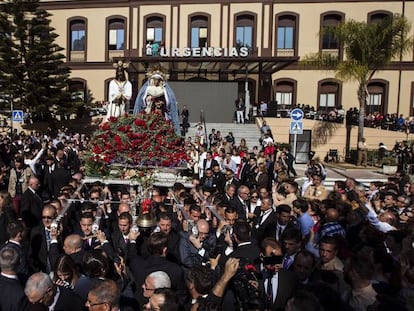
[325,208,339,222]
[117,203,130,215]
[29,176,40,191]
[64,234,82,254]
[196,219,209,242]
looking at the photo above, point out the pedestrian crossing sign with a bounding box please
[289,121,303,134]
[12,110,23,122]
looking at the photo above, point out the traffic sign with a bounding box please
[290,121,303,134]
[290,108,304,121]
[12,110,23,122]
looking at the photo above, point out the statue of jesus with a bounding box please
[107,61,132,118]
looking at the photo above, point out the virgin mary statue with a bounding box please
[133,66,180,134]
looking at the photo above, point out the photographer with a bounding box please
[179,219,216,270]
[273,181,298,208]
[187,258,240,310]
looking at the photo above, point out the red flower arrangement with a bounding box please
[84,113,188,178]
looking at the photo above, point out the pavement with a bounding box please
[293,161,390,190]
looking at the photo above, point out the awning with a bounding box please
[121,56,299,76]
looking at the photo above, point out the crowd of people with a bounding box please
[0,122,414,311]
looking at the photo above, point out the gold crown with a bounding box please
[113,60,129,69]
[146,64,169,81]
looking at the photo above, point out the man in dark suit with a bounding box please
[20,175,43,230]
[200,151,219,178]
[29,205,58,273]
[223,168,241,193]
[1,220,30,284]
[259,237,298,310]
[212,164,226,193]
[111,212,136,260]
[42,155,56,201]
[0,247,29,311]
[265,204,296,242]
[51,160,71,200]
[230,185,250,220]
[77,212,102,251]
[24,272,85,311]
[252,197,277,243]
[227,220,260,265]
[130,232,187,307]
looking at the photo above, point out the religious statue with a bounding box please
[107,61,132,118]
[133,66,180,134]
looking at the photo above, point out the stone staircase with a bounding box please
[186,122,262,150]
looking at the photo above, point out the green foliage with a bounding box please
[301,14,413,143]
[0,0,72,120]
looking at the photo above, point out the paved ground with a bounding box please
[293,162,390,190]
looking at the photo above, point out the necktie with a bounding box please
[266,274,273,305]
[124,237,129,244]
[277,226,282,241]
[283,256,292,269]
[45,229,51,249]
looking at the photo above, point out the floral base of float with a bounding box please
[83,112,191,187]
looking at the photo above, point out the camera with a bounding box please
[263,255,283,266]
[232,258,261,308]
[187,220,198,238]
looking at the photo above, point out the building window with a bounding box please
[68,18,86,61]
[274,79,297,115]
[146,16,164,44]
[108,19,125,51]
[321,14,342,50]
[368,11,392,23]
[367,81,388,114]
[70,20,85,51]
[276,14,297,57]
[69,80,86,102]
[190,15,209,48]
[235,14,255,52]
[318,80,342,111]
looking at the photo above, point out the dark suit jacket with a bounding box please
[229,197,249,220]
[223,242,261,268]
[0,274,29,311]
[51,167,71,199]
[264,220,297,242]
[29,225,52,273]
[54,286,86,311]
[25,286,86,311]
[1,241,30,284]
[252,209,278,243]
[261,270,298,311]
[20,188,43,229]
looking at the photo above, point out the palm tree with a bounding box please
[303,14,412,147]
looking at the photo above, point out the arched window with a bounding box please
[70,20,85,52]
[368,11,392,23]
[318,80,342,111]
[367,80,388,114]
[190,14,209,48]
[108,18,125,51]
[69,79,86,101]
[68,18,86,61]
[235,13,255,52]
[274,79,297,111]
[146,15,164,45]
[321,13,343,51]
[275,14,298,56]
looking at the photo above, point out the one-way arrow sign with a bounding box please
[290,108,304,121]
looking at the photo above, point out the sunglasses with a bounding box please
[42,216,53,220]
